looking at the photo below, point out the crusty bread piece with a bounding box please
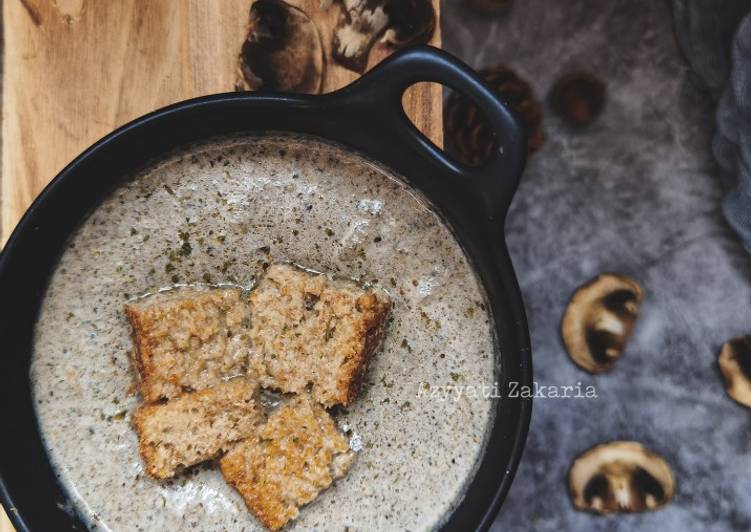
[220,393,355,530]
[125,286,252,402]
[132,377,262,480]
[248,264,391,406]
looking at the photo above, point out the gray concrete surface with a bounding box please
[442,1,751,530]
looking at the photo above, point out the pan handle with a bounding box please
[333,45,527,226]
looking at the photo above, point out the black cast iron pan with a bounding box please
[0,46,531,531]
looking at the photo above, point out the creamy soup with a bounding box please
[31,135,498,531]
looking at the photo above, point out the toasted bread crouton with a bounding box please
[133,377,262,480]
[248,264,391,406]
[220,394,355,530]
[125,287,252,402]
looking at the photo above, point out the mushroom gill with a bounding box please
[561,273,643,373]
[569,441,675,515]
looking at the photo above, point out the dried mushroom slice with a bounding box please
[330,0,435,72]
[237,0,324,94]
[561,273,643,373]
[331,0,390,72]
[569,441,675,515]
[718,336,751,408]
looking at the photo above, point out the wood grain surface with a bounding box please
[0,511,11,532]
[0,1,441,529]
[1,0,441,244]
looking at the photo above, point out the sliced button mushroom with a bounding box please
[330,0,435,72]
[718,335,751,408]
[237,0,325,94]
[569,441,675,515]
[561,273,643,373]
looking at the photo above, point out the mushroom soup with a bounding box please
[30,135,498,531]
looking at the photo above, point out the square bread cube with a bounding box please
[248,264,391,406]
[125,286,252,402]
[220,394,355,530]
[133,377,261,480]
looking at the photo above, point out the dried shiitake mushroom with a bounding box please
[569,441,675,515]
[445,65,544,165]
[237,0,325,94]
[561,273,643,373]
[329,0,389,72]
[718,336,751,408]
[329,0,436,72]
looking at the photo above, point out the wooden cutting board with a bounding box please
[0,2,440,530]
[1,0,442,244]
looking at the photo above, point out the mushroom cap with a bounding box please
[381,0,436,48]
[561,273,643,374]
[238,0,324,94]
[569,441,675,515]
[718,335,751,409]
[550,70,607,127]
[445,65,544,165]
